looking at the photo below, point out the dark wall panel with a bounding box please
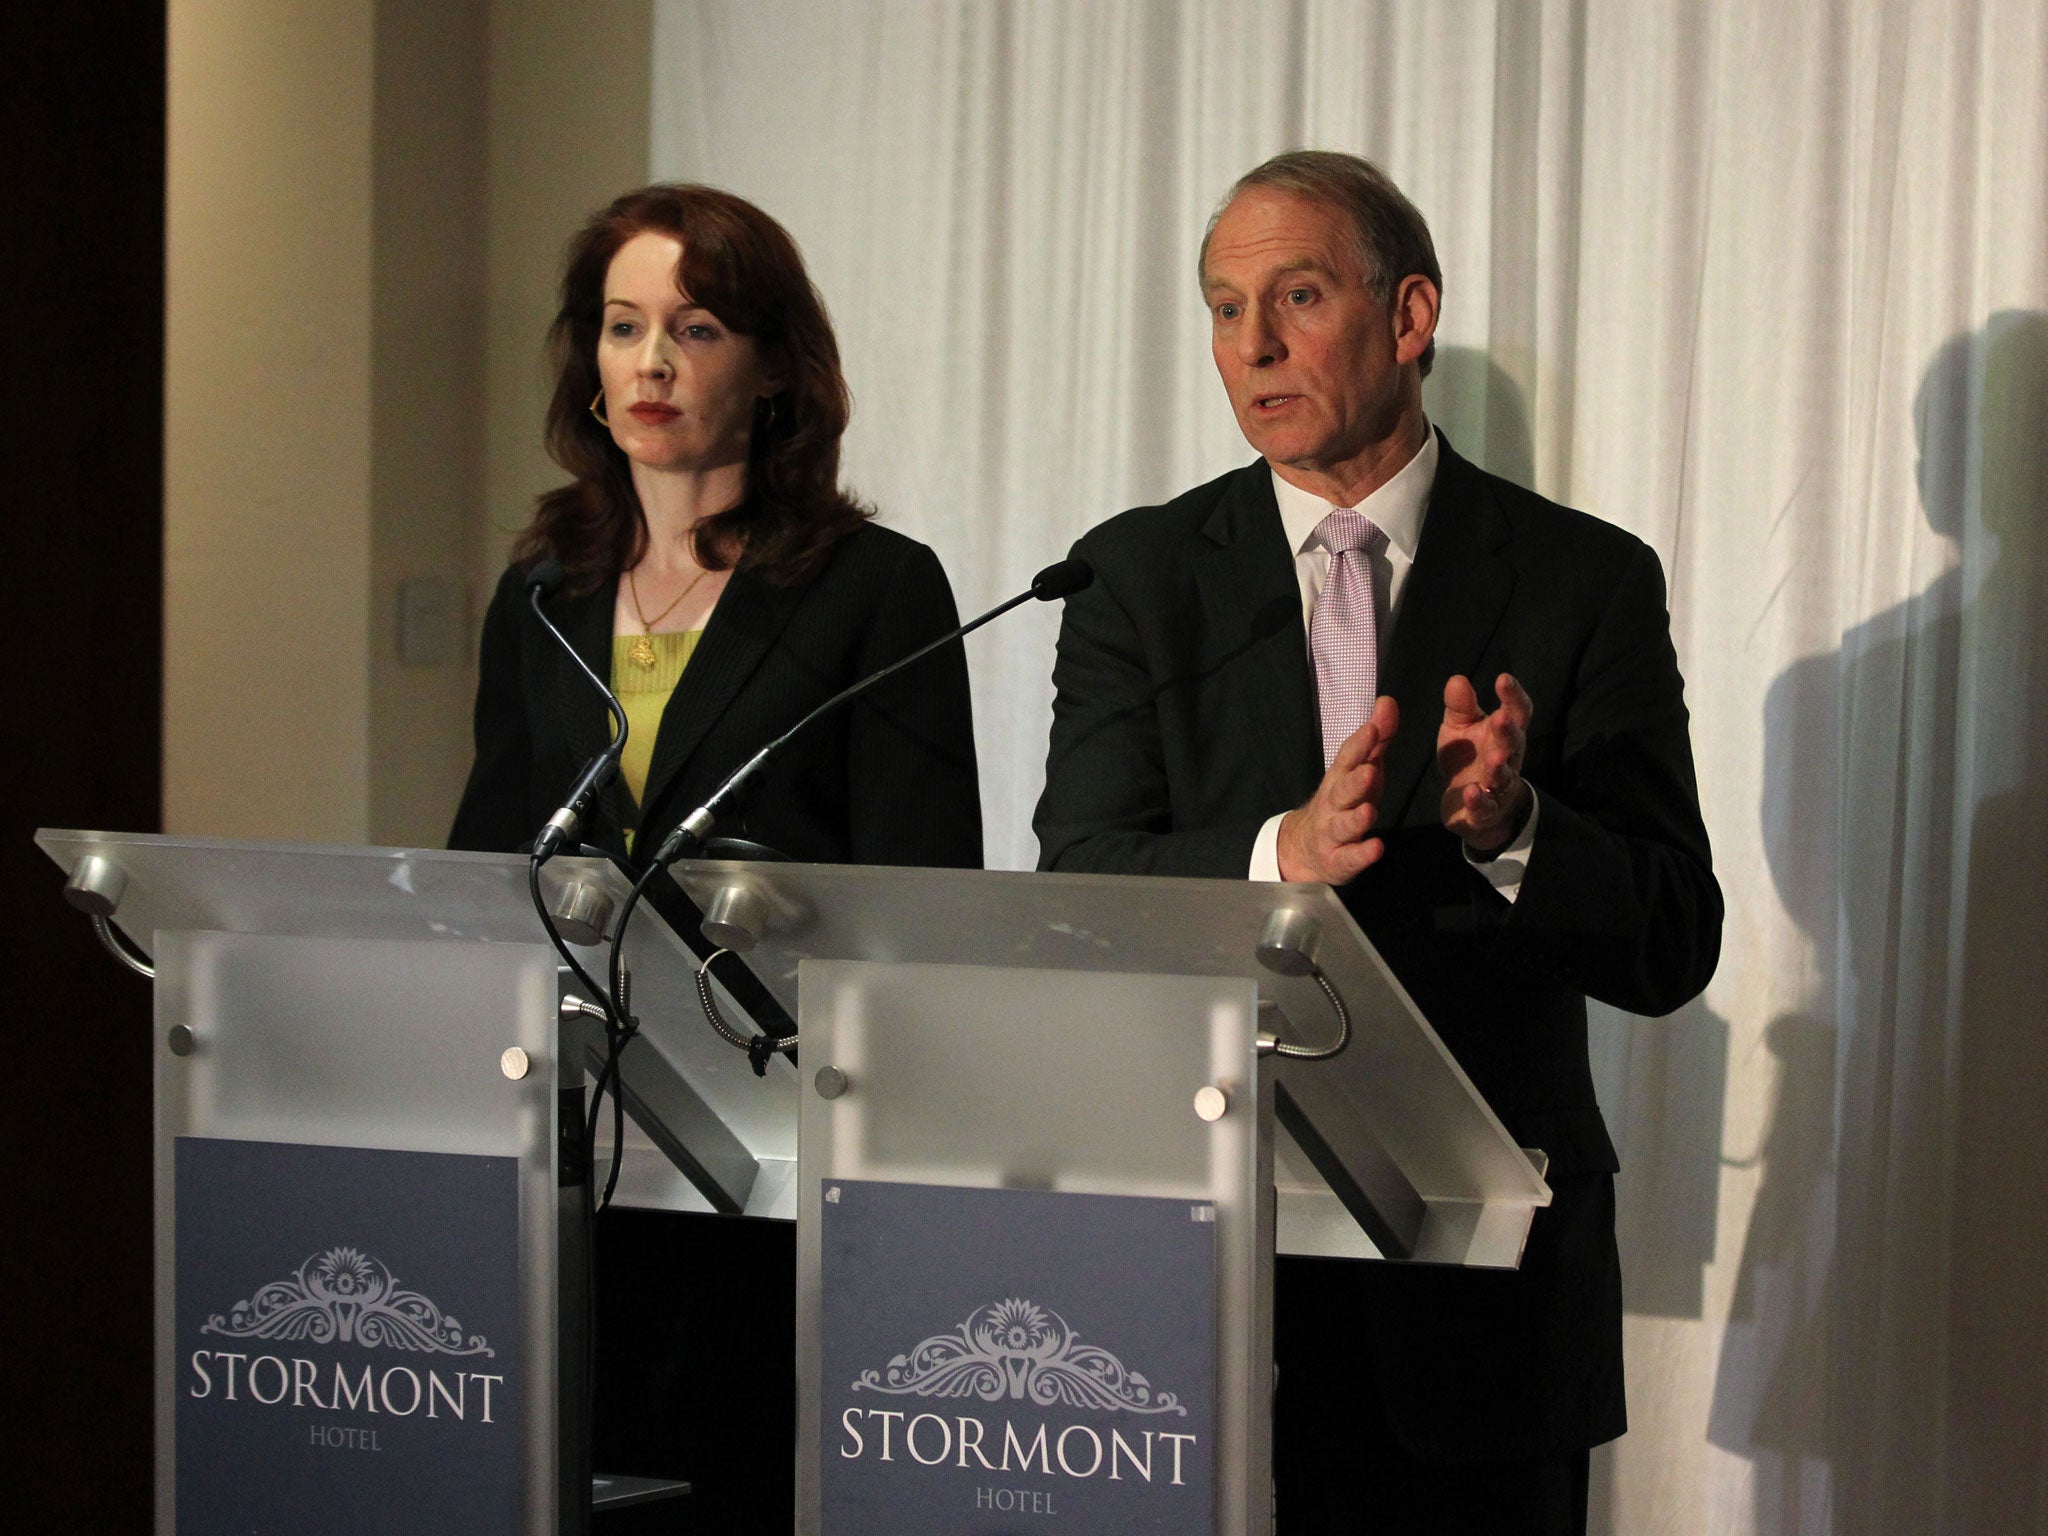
[0,5,166,1529]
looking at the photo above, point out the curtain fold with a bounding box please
[650,3,2048,1529]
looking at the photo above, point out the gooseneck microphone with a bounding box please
[653,556,1093,867]
[525,558,630,862]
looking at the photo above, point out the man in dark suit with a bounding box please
[1034,151,1721,1533]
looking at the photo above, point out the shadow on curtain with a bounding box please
[1709,311,2048,1535]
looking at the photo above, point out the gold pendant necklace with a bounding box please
[626,563,710,670]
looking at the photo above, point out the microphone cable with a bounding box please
[519,560,639,1213]
[604,557,1095,1072]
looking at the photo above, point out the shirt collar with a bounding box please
[1270,422,1439,560]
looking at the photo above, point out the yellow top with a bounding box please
[612,630,703,825]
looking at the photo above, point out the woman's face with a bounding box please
[595,231,776,476]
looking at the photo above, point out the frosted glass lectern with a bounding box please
[33,830,673,1536]
[658,860,1555,1536]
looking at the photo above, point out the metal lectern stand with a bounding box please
[46,830,1553,1536]
[34,830,704,1536]
[649,860,1554,1536]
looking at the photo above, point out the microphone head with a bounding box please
[1030,558,1094,601]
[527,558,567,599]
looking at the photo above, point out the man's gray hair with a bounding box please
[1201,149,1442,377]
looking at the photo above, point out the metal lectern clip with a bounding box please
[545,876,616,948]
[1253,908,1351,1061]
[64,853,154,980]
[699,882,771,953]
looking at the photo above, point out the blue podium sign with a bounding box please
[174,1137,523,1535]
[820,1179,1216,1533]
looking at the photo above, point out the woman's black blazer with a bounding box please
[448,522,983,869]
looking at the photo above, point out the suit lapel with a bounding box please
[555,579,617,751]
[1377,435,1516,827]
[636,563,805,822]
[535,578,635,844]
[1194,465,1324,809]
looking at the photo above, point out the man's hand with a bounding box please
[1438,672,1534,854]
[1277,695,1399,884]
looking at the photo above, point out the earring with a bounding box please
[758,394,780,431]
[589,389,610,427]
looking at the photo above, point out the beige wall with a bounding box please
[367,0,491,849]
[165,0,377,842]
[480,0,655,590]
[165,0,651,847]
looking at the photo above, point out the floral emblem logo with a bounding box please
[852,1298,1185,1414]
[200,1246,494,1357]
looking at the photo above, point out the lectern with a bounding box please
[34,830,672,1536]
[43,832,1552,1536]
[642,859,1554,1536]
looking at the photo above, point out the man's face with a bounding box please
[1203,188,1425,479]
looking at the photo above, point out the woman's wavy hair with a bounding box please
[514,184,869,591]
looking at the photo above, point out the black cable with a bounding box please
[526,854,633,1217]
[607,857,664,1029]
[610,856,787,1076]
[598,565,1095,1056]
[596,861,663,1202]
[598,967,632,1210]
[586,998,629,1214]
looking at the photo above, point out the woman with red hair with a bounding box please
[451,184,981,868]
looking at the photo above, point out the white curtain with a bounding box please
[649,2,2048,1530]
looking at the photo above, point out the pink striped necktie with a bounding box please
[1309,508,1388,769]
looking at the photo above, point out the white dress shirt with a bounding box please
[1247,427,1538,898]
